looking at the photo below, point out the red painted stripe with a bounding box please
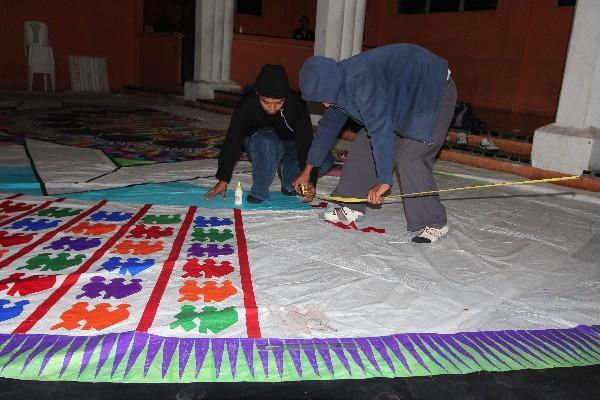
[234,208,261,338]
[4,194,23,200]
[0,198,64,229]
[136,206,196,332]
[0,200,105,270]
[13,204,152,334]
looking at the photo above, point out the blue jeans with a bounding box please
[245,129,336,200]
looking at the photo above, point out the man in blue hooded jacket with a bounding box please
[293,44,457,243]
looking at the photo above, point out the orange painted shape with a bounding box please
[69,222,118,236]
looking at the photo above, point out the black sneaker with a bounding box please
[246,194,264,203]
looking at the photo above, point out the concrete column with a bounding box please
[314,0,366,60]
[184,0,239,100]
[531,0,600,174]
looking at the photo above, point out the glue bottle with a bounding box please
[234,181,243,206]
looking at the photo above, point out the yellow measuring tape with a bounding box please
[319,175,581,203]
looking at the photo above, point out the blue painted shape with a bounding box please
[0,167,42,195]
[64,182,310,211]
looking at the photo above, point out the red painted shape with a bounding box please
[13,204,151,334]
[0,231,35,247]
[136,207,196,332]
[233,208,261,338]
[0,200,106,271]
[0,199,63,229]
[0,273,57,296]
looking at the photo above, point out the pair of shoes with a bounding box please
[246,194,264,203]
[479,138,499,151]
[281,187,296,196]
[412,226,449,243]
[321,206,364,223]
[456,132,468,146]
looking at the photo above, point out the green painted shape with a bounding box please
[36,207,82,218]
[191,228,234,243]
[141,214,182,225]
[170,305,201,332]
[197,306,238,334]
[17,252,87,271]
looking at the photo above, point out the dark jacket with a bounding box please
[215,91,317,184]
[299,44,449,185]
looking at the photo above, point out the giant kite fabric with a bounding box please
[0,194,599,383]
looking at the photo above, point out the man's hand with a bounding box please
[299,183,316,203]
[294,165,313,195]
[367,183,391,205]
[204,180,228,199]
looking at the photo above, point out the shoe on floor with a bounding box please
[321,206,364,223]
[479,138,499,151]
[412,225,449,243]
[456,132,468,146]
[246,194,264,203]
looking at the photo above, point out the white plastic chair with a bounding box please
[24,21,55,92]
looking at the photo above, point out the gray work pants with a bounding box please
[332,78,457,231]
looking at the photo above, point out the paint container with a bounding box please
[234,182,243,206]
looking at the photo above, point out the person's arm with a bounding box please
[351,73,395,186]
[205,102,249,199]
[295,107,347,199]
[292,101,319,185]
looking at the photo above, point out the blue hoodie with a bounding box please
[300,44,449,185]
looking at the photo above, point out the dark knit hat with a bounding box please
[254,64,289,99]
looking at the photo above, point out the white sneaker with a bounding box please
[479,138,499,151]
[412,225,449,243]
[456,132,468,146]
[321,207,364,223]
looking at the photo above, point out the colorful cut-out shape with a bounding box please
[37,207,82,218]
[51,302,130,331]
[18,252,86,271]
[128,224,173,239]
[178,280,237,302]
[0,273,56,296]
[0,299,29,322]
[193,216,233,228]
[88,211,132,222]
[100,257,154,276]
[187,243,234,258]
[141,215,182,225]
[0,230,34,247]
[69,222,117,236]
[191,228,234,243]
[44,236,101,251]
[76,276,143,300]
[9,218,60,232]
[182,258,234,279]
[0,201,35,214]
[170,305,238,333]
[112,240,163,255]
